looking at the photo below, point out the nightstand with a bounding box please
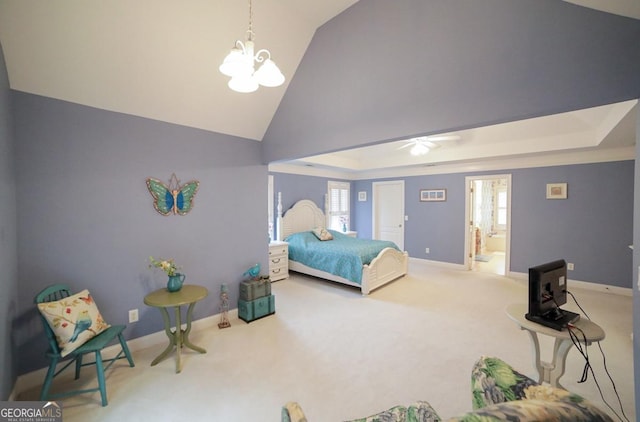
[268,241,289,281]
[344,231,357,238]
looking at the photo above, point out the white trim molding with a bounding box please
[509,271,632,297]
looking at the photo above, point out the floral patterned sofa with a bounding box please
[281,356,613,422]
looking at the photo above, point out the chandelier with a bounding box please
[219,0,285,93]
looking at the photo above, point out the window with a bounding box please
[327,181,350,231]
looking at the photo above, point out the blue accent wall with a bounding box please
[12,92,268,374]
[1,0,639,408]
[270,172,352,234]
[633,107,640,409]
[263,0,640,163]
[509,162,633,286]
[264,2,639,407]
[353,181,372,238]
[0,41,18,400]
[277,160,634,289]
[403,173,468,264]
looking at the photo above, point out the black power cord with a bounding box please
[566,291,630,422]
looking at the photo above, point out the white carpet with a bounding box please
[18,261,635,421]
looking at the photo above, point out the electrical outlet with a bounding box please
[425,247,430,254]
[567,263,574,271]
[128,309,139,323]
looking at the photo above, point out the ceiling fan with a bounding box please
[397,134,461,156]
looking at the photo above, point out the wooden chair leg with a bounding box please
[40,358,58,401]
[118,333,135,367]
[95,351,108,406]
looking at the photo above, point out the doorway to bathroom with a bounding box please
[464,174,511,275]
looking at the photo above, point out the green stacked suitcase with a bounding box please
[238,278,275,322]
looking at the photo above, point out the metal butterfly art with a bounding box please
[146,173,200,216]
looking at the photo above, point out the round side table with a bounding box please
[505,303,605,389]
[144,285,208,373]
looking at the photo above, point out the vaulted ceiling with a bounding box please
[0,0,638,172]
[0,0,359,141]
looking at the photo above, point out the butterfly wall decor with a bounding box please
[146,173,200,216]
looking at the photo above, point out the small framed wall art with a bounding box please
[358,191,367,202]
[546,183,567,199]
[420,189,446,202]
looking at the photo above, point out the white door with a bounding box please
[372,180,405,250]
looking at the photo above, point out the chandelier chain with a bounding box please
[247,0,254,41]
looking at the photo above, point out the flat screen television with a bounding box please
[525,259,579,330]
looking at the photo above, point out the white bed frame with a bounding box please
[276,195,408,295]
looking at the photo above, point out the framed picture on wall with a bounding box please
[358,191,367,201]
[546,183,567,199]
[420,189,446,202]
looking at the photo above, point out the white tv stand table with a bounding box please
[505,303,605,389]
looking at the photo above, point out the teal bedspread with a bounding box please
[285,230,401,285]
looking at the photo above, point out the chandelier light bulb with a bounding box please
[228,74,259,93]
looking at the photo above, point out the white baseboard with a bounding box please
[408,260,631,296]
[509,271,632,297]
[11,308,238,400]
[408,257,466,271]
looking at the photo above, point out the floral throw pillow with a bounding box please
[37,289,111,357]
[312,227,333,241]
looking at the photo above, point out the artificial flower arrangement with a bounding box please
[149,256,180,276]
[339,215,349,231]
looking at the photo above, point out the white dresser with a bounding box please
[268,241,289,281]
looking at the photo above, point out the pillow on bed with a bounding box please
[312,227,333,241]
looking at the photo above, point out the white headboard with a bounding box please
[277,197,326,240]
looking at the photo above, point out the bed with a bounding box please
[277,197,408,295]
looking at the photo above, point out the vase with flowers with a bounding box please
[339,216,349,232]
[149,256,185,292]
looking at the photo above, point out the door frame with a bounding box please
[464,174,512,274]
[372,180,405,250]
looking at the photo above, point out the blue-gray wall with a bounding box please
[0,41,18,400]
[263,2,639,410]
[271,173,351,223]
[633,107,640,409]
[263,0,640,163]
[276,160,634,289]
[509,162,633,285]
[12,92,268,374]
[2,0,639,408]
